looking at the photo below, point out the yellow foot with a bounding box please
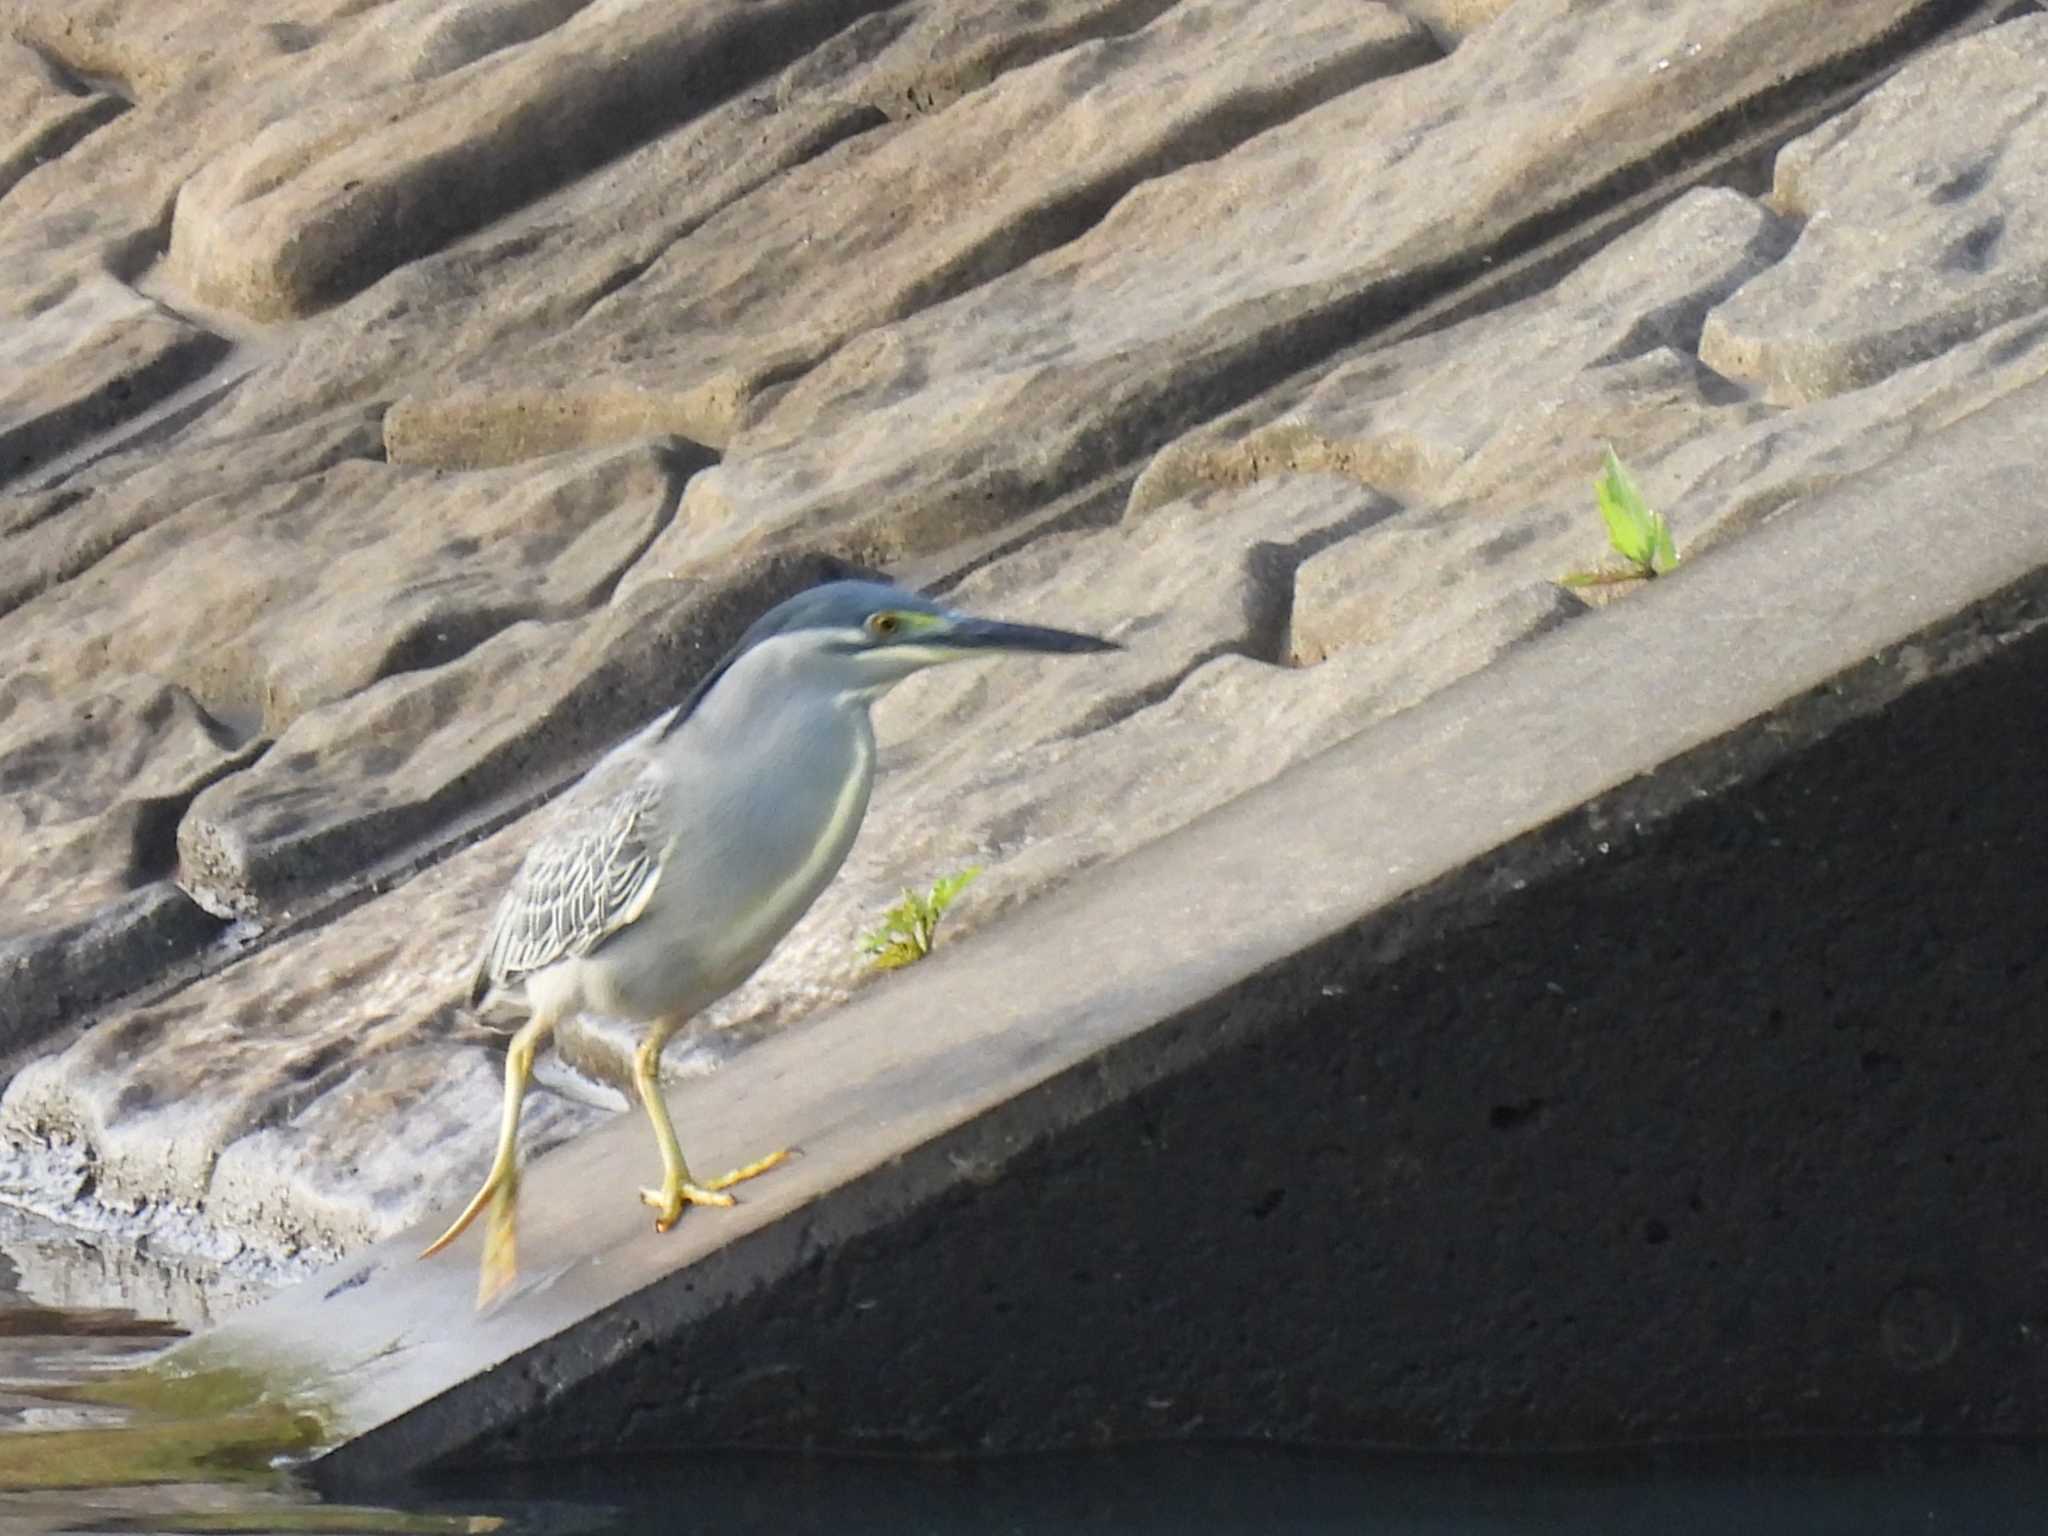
[477,1180,520,1310]
[639,1181,732,1232]
[420,1165,522,1310]
[639,1147,796,1233]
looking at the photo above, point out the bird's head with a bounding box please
[690,579,1118,712]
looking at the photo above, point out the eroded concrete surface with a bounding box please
[0,0,2045,1438]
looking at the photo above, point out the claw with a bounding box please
[639,1181,735,1233]
[419,1174,499,1260]
[638,1148,793,1233]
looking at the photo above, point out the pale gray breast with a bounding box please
[641,696,878,994]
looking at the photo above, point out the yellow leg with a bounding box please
[419,1007,557,1308]
[634,1016,794,1233]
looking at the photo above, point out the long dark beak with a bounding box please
[942,616,1121,654]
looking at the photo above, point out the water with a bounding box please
[4,1201,2047,1534]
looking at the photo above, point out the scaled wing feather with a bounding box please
[475,761,669,996]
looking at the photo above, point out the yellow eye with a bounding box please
[867,611,902,638]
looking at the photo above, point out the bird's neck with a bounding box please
[684,638,880,907]
[692,633,878,763]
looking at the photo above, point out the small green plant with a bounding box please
[1563,447,1678,587]
[860,866,983,970]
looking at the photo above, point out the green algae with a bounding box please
[0,1355,331,1492]
[0,1407,324,1491]
[0,1348,505,1530]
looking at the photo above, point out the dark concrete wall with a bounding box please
[451,574,2048,1467]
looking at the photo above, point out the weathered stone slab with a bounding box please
[665,0,1942,575]
[0,882,218,1059]
[391,0,1437,464]
[1280,287,2048,663]
[781,0,1178,119]
[173,619,579,923]
[0,404,385,620]
[223,5,1270,466]
[0,0,448,450]
[0,278,229,488]
[0,41,126,203]
[1119,186,1790,667]
[0,674,248,935]
[0,436,703,1023]
[594,126,2048,1088]
[280,93,886,467]
[1648,297,2048,549]
[1702,15,2048,403]
[0,670,245,1049]
[1,816,604,1261]
[166,0,893,320]
[1135,187,1787,513]
[315,0,1300,471]
[0,440,688,751]
[1401,0,1520,48]
[352,0,605,84]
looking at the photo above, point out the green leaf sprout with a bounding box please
[860,866,983,971]
[1563,447,1679,587]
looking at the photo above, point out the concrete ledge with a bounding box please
[179,377,2048,1491]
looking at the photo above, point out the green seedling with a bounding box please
[861,866,983,970]
[1563,447,1678,587]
